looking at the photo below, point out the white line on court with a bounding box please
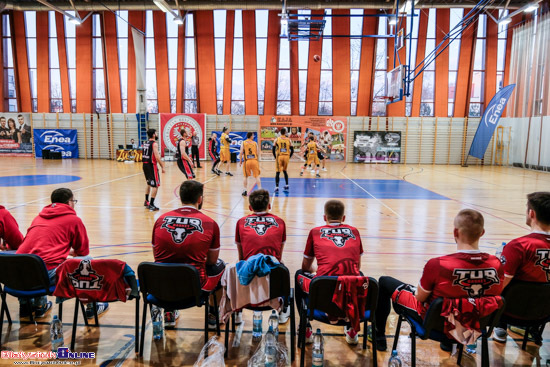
[339,171,411,225]
[162,175,218,207]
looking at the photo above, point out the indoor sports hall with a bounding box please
[0,1,549,366]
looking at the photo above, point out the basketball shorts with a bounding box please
[306,153,320,166]
[276,155,290,172]
[209,149,219,161]
[143,164,160,188]
[177,159,194,179]
[317,151,325,160]
[243,159,261,178]
[220,148,230,163]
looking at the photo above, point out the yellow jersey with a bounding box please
[242,139,258,160]
[275,136,291,156]
[306,141,318,156]
[221,133,230,150]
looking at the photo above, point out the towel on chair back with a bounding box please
[331,276,369,331]
[54,259,130,303]
[235,254,280,286]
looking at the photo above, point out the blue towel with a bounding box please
[235,254,280,286]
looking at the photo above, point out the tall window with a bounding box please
[92,14,106,112]
[298,10,310,115]
[256,10,268,115]
[448,9,463,117]
[65,13,77,112]
[350,9,363,116]
[184,13,197,113]
[49,12,63,112]
[372,16,388,116]
[318,9,332,115]
[496,10,508,92]
[25,11,38,112]
[277,34,291,115]
[420,8,436,117]
[231,10,245,114]
[166,13,178,113]
[469,14,486,117]
[117,11,128,113]
[405,9,420,116]
[214,10,226,114]
[3,14,17,111]
[145,11,158,113]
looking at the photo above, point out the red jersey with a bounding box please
[16,203,90,270]
[303,223,363,276]
[152,206,220,286]
[501,232,550,283]
[235,212,286,261]
[0,205,24,250]
[419,251,503,302]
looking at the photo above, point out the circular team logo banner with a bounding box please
[160,113,206,159]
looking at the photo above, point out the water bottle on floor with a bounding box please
[312,328,324,367]
[466,341,477,354]
[268,310,279,340]
[265,326,277,367]
[252,311,263,341]
[151,306,164,340]
[495,242,506,259]
[50,315,64,352]
[388,350,402,367]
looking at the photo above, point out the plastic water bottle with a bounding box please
[151,306,164,340]
[252,311,263,341]
[265,326,277,367]
[268,310,279,340]
[388,350,402,367]
[466,341,477,354]
[312,329,324,367]
[495,242,506,259]
[50,315,64,352]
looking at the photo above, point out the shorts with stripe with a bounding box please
[243,159,261,178]
[143,164,160,188]
[276,155,290,172]
[177,159,194,179]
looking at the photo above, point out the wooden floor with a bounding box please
[0,157,549,366]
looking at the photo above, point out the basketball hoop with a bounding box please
[374,96,395,105]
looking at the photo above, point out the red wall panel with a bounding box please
[332,10,351,116]
[387,18,407,117]
[176,20,185,113]
[222,11,235,115]
[242,11,258,115]
[264,11,281,116]
[103,12,122,113]
[36,12,50,112]
[153,11,171,113]
[356,11,378,116]
[12,11,32,112]
[484,10,498,109]
[194,11,217,114]
[127,11,145,114]
[434,9,449,117]
[305,10,325,115]
[411,11,429,117]
[75,11,93,113]
[454,21,476,117]
[55,13,71,112]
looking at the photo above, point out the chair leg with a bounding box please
[290,293,296,362]
[212,293,220,336]
[224,318,229,358]
[139,300,148,357]
[1,290,11,325]
[392,315,403,351]
[135,299,140,354]
[363,319,367,350]
[457,343,464,366]
[58,303,63,322]
[521,326,529,350]
[79,302,89,327]
[481,334,489,367]
[93,302,99,326]
[371,318,378,367]
[204,302,209,345]
[231,312,235,332]
[71,299,79,350]
[299,310,307,367]
[27,302,34,324]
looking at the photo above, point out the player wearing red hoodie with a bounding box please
[0,205,24,251]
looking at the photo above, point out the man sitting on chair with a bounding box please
[297,199,364,345]
[152,180,225,329]
[233,189,288,324]
[0,205,24,251]
[493,191,550,342]
[373,209,504,352]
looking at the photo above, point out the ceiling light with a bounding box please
[173,17,184,25]
[524,4,538,12]
[153,0,173,14]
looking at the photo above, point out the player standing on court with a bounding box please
[175,128,195,180]
[272,128,294,193]
[220,127,233,176]
[300,136,325,178]
[239,132,261,197]
[208,132,222,176]
[142,129,165,211]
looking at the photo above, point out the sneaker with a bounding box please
[216,169,222,174]
[299,172,303,177]
[164,310,180,329]
[208,311,218,330]
[85,302,109,319]
[310,169,315,173]
[304,324,314,344]
[211,169,220,176]
[322,167,327,171]
[493,327,508,343]
[226,172,233,176]
[440,340,453,352]
[192,174,196,179]
[344,325,359,345]
[507,325,540,343]
[234,311,243,325]
[366,325,387,351]
[148,204,160,211]
[274,187,279,193]
[278,307,290,324]
[315,174,321,178]
[242,191,247,197]
[34,301,52,318]
[143,200,149,207]
[283,185,289,191]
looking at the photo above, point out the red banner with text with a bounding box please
[159,113,206,159]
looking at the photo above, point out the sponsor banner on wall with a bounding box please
[353,131,401,163]
[213,131,258,160]
[34,129,79,158]
[259,116,347,161]
[159,113,206,159]
[0,113,33,156]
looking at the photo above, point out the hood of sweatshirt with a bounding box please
[39,203,76,219]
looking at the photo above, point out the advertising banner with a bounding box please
[259,116,347,161]
[34,129,79,158]
[0,113,32,156]
[213,131,258,160]
[353,131,401,163]
[160,113,206,159]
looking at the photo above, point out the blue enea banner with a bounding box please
[468,84,515,159]
[34,129,79,158]
[213,131,258,155]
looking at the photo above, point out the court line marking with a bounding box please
[339,172,411,225]
[163,175,218,207]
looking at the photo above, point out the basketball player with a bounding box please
[239,132,261,197]
[373,209,503,352]
[142,129,165,211]
[220,127,233,176]
[296,200,364,344]
[152,180,225,328]
[272,128,294,193]
[175,128,195,180]
[300,136,325,178]
[493,192,550,342]
[208,132,222,176]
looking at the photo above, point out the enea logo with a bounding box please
[40,130,72,144]
[484,97,507,127]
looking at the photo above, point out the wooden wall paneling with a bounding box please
[127,11,145,114]
[387,18,406,117]
[434,9,449,117]
[305,10,325,115]
[36,12,49,112]
[263,10,281,116]
[176,20,185,113]
[332,9,351,116]
[103,12,122,113]
[222,11,235,115]
[453,19,477,117]
[484,9,498,110]
[12,11,32,112]
[411,11,429,117]
[153,11,171,113]
[289,31,299,115]
[194,11,217,114]
[242,10,258,115]
[75,11,93,113]
[356,10,378,116]
[55,13,71,112]
[0,16,3,109]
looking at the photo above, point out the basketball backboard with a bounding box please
[386,65,404,104]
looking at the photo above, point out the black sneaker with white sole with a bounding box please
[85,302,109,319]
[34,301,52,318]
[226,172,233,176]
[149,204,160,211]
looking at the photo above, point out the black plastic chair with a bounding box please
[391,297,505,367]
[296,275,379,367]
[499,280,550,350]
[223,263,296,361]
[137,262,220,357]
[54,259,140,352]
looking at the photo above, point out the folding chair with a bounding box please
[499,280,550,350]
[223,263,296,361]
[54,259,140,352]
[297,275,379,367]
[391,297,505,367]
[137,262,220,357]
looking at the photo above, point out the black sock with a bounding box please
[283,171,288,185]
[275,172,280,187]
[150,197,155,206]
[145,194,149,201]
